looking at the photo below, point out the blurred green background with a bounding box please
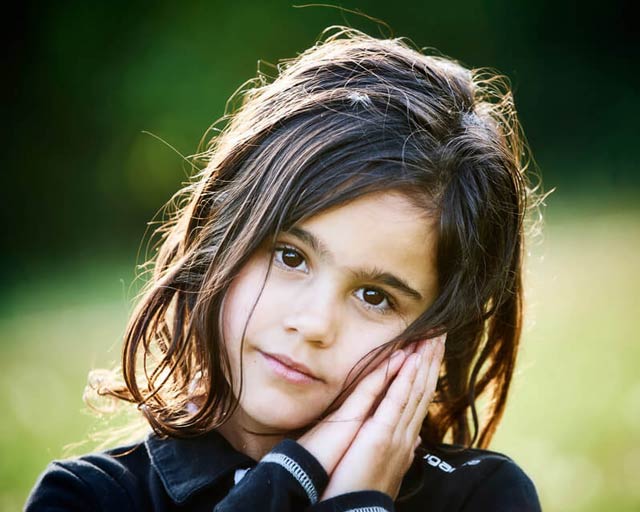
[2,1,638,511]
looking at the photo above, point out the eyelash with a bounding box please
[272,244,397,315]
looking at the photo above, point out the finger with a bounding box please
[329,349,406,423]
[298,349,407,475]
[424,335,445,394]
[371,352,421,427]
[398,336,440,434]
[397,338,434,428]
[407,334,446,434]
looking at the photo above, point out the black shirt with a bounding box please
[25,429,541,511]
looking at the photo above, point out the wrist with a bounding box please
[315,490,394,512]
[262,438,329,506]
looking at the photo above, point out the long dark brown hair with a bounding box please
[92,26,541,451]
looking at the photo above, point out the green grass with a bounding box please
[492,201,640,511]
[0,260,138,511]
[2,200,639,511]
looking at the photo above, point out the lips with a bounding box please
[259,351,321,383]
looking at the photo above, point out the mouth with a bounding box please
[259,351,321,384]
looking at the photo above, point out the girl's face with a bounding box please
[221,191,439,433]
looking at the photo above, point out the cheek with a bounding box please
[333,319,407,379]
[344,313,408,349]
[221,261,270,377]
[221,285,246,358]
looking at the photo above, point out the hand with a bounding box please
[320,334,446,501]
[297,346,408,477]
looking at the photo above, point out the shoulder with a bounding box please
[25,442,152,511]
[25,430,255,510]
[398,444,541,512]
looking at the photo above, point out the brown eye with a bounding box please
[282,249,303,267]
[275,246,306,270]
[362,288,385,305]
[355,287,394,314]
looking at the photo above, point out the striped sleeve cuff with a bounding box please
[260,439,329,505]
[309,490,395,512]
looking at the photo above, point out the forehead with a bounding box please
[298,192,438,300]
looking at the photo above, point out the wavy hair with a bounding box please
[92,26,541,451]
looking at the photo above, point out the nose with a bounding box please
[281,280,339,347]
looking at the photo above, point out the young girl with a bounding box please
[26,27,542,511]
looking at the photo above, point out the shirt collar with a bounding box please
[145,429,255,504]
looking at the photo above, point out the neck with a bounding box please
[215,409,287,461]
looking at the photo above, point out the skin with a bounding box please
[302,334,446,500]
[216,191,445,498]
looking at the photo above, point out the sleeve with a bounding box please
[460,459,542,512]
[24,458,145,511]
[213,439,328,511]
[214,439,396,512]
[308,490,395,512]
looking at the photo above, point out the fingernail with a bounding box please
[440,333,447,345]
[415,353,423,368]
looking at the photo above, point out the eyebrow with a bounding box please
[285,226,424,302]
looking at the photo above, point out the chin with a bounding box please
[241,397,323,433]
